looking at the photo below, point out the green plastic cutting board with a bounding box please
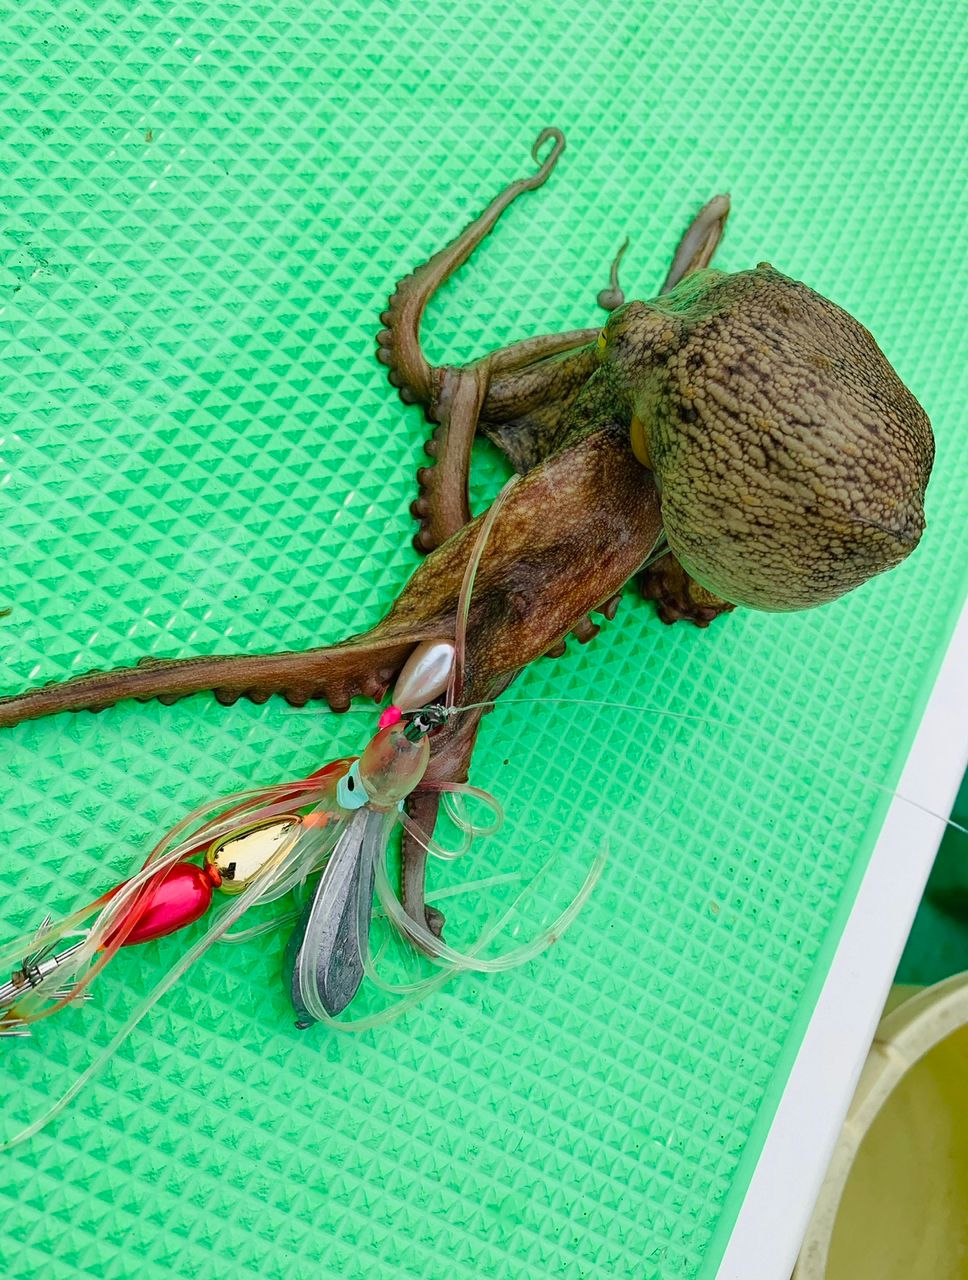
[1,2,966,1277]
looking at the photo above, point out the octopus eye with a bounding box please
[596,328,608,355]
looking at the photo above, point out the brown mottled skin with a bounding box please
[605,267,933,611]
[0,129,933,933]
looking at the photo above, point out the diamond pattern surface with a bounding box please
[1,2,966,1278]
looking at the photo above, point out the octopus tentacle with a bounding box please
[542,591,623,660]
[375,127,566,412]
[478,342,599,475]
[0,416,661,733]
[411,364,488,552]
[660,193,731,293]
[478,192,729,484]
[597,237,631,311]
[412,334,600,553]
[400,691,499,937]
[637,554,735,628]
[634,192,734,622]
[373,128,586,555]
[401,790,446,938]
[409,215,644,530]
[0,632,424,728]
[483,329,596,382]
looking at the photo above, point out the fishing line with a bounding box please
[438,693,968,839]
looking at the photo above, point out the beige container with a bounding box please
[794,972,968,1279]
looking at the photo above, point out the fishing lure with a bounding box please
[0,477,598,1079]
[0,708,429,1037]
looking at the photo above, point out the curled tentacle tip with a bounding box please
[598,236,630,311]
[531,126,565,172]
[702,194,731,224]
[597,287,625,311]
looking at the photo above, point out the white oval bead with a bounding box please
[391,639,455,708]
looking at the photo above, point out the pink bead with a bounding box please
[109,863,214,947]
[378,704,402,729]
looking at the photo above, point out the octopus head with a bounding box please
[599,266,934,610]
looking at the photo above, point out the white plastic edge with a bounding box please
[716,594,968,1280]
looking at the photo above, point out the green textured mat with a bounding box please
[1,3,966,1278]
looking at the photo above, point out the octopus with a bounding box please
[0,127,934,939]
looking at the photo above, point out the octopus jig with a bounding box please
[0,481,577,1046]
